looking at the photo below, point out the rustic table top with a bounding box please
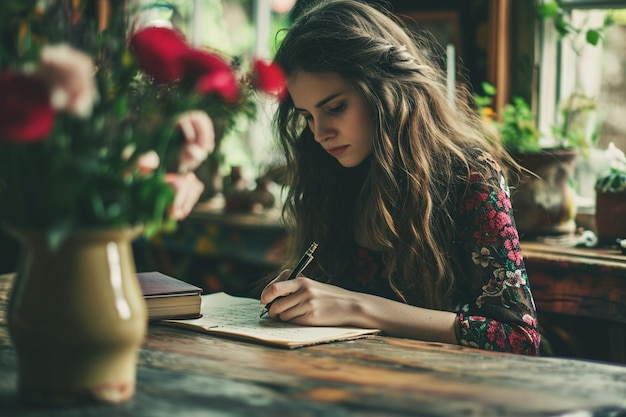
[521,241,626,270]
[1,273,626,417]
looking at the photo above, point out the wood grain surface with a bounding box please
[1,273,626,417]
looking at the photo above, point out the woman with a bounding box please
[260,0,540,355]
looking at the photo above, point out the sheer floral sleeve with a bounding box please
[455,151,540,355]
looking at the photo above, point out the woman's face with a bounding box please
[288,71,374,168]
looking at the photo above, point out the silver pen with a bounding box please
[260,242,319,318]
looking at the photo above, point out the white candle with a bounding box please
[446,43,456,106]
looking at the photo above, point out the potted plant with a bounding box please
[472,1,611,237]
[475,83,579,237]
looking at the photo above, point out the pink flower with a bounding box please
[165,172,205,220]
[494,211,512,230]
[506,246,523,265]
[0,72,55,143]
[496,190,512,211]
[176,110,215,173]
[501,225,519,242]
[130,27,190,83]
[251,59,287,101]
[486,320,506,348]
[36,44,98,117]
[508,328,529,353]
[522,314,537,327]
[136,151,161,176]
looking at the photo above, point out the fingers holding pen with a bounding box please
[261,269,292,294]
[261,276,333,324]
[261,272,302,308]
[261,241,319,318]
[262,279,368,327]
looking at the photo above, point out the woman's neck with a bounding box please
[347,156,383,251]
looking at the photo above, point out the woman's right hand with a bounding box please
[260,275,367,327]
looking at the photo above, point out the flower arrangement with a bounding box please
[0,0,285,247]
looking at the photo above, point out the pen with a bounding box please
[260,241,319,318]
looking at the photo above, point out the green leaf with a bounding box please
[554,16,575,38]
[536,1,560,18]
[586,29,600,46]
[482,82,496,96]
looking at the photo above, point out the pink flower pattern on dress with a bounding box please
[349,149,539,355]
[458,151,539,355]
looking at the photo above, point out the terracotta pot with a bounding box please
[511,149,579,236]
[595,191,626,245]
[6,226,147,406]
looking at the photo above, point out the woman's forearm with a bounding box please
[351,293,459,345]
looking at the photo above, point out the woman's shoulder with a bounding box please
[462,147,505,181]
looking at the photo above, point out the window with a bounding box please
[538,0,626,200]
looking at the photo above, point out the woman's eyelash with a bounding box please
[329,103,346,113]
[300,102,346,121]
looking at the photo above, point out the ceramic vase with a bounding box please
[6,226,147,406]
[511,149,579,236]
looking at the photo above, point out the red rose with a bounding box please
[196,70,240,104]
[0,72,55,143]
[130,27,190,83]
[252,59,287,101]
[183,49,232,78]
[184,49,240,102]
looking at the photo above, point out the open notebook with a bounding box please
[162,292,381,349]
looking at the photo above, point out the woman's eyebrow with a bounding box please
[294,93,343,112]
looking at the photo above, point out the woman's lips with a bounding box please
[327,145,349,157]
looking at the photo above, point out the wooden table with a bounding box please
[521,241,626,363]
[2,274,626,416]
[137,209,626,363]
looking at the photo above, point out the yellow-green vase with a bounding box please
[6,226,147,405]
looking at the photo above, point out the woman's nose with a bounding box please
[312,120,334,143]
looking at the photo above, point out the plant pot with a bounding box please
[6,226,147,406]
[511,149,579,236]
[595,191,626,245]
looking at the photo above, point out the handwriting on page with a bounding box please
[167,292,378,345]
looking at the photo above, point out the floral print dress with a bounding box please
[342,151,540,355]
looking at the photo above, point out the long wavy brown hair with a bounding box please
[269,0,519,310]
